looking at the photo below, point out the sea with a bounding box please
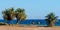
[0,19,60,26]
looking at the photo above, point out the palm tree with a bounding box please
[45,12,58,27]
[2,8,15,25]
[15,8,27,24]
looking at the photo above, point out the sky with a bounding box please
[0,0,60,19]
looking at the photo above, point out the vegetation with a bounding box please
[15,8,27,24]
[2,8,15,25]
[45,12,58,27]
[2,7,27,25]
[2,7,59,27]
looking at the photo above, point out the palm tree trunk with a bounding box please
[16,19,19,24]
[48,22,53,27]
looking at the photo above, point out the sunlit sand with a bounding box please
[0,25,60,30]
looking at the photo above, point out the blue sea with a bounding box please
[0,19,60,26]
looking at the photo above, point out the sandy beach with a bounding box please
[0,25,60,30]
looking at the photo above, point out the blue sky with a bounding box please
[0,0,60,19]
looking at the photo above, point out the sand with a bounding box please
[0,25,60,30]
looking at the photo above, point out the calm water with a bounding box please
[0,19,60,26]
